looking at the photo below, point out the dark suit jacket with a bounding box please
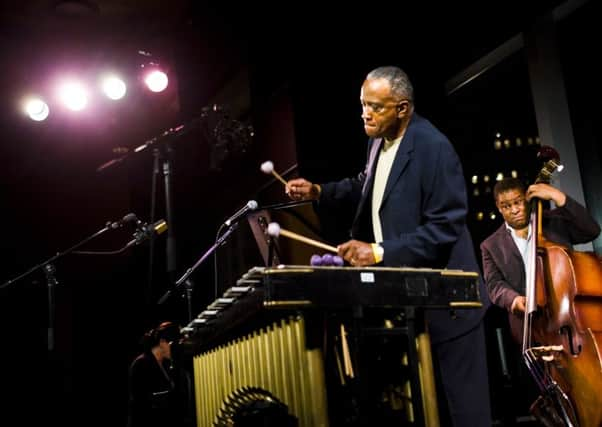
[480,196,601,343]
[319,113,490,343]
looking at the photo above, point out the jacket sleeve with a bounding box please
[318,140,373,210]
[480,241,520,312]
[319,172,365,208]
[553,196,601,244]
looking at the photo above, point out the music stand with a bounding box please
[247,200,321,267]
[247,210,282,267]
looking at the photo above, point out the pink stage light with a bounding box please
[24,97,50,121]
[57,81,89,111]
[101,75,127,100]
[144,70,168,92]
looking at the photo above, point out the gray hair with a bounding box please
[366,66,414,103]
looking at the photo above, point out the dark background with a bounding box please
[1,1,599,425]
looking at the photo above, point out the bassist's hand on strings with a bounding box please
[511,295,526,314]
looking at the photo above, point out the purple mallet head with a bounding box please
[310,254,322,266]
[332,255,344,266]
[321,253,334,266]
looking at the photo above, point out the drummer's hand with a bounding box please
[526,183,566,207]
[337,240,375,266]
[286,178,321,201]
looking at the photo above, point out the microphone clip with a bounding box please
[128,219,168,247]
[107,213,139,229]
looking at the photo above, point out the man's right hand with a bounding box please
[511,295,526,314]
[286,178,321,201]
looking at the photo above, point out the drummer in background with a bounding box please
[127,321,194,427]
[286,65,491,426]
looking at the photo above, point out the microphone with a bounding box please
[108,213,139,229]
[127,219,168,247]
[258,200,312,211]
[224,200,258,227]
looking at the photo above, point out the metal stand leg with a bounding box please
[405,307,439,427]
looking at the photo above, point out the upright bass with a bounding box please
[522,146,602,427]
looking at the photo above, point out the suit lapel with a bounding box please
[500,225,524,264]
[351,138,382,236]
[361,138,383,195]
[499,225,527,286]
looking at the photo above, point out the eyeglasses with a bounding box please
[498,197,526,211]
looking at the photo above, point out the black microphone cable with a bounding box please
[213,222,227,301]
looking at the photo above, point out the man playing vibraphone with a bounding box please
[286,65,491,426]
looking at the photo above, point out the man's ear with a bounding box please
[397,100,410,117]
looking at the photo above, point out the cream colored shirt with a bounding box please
[371,135,404,243]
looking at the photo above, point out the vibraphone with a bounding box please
[181,265,482,427]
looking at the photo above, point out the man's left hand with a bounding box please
[526,183,566,207]
[337,240,375,266]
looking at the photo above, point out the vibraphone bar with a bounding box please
[192,315,328,427]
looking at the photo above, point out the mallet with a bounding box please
[267,222,338,253]
[260,160,288,187]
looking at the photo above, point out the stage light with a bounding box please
[144,70,168,92]
[57,81,88,111]
[101,75,127,100]
[24,97,50,121]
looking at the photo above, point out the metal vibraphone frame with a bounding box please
[183,265,482,426]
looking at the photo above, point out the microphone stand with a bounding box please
[44,264,58,352]
[146,144,178,306]
[1,222,115,351]
[146,148,161,305]
[158,223,240,321]
[97,117,203,314]
[162,143,177,283]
